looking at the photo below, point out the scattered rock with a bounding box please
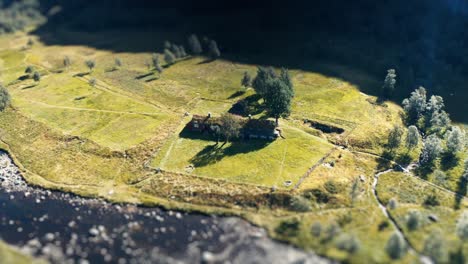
[428,214,439,222]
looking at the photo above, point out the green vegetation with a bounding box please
[0,27,465,264]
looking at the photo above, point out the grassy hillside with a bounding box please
[0,29,466,264]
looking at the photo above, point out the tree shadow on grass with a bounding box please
[454,176,467,210]
[227,90,245,99]
[21,84,37,90]
[17,75,30,81]
[197,58,216,65]
[135,72,154,80]
[440,152,460,171]
[73,72,90,77]
[189,139,271,168]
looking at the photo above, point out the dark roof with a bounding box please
[190,114,276,131]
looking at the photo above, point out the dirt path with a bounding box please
[372,169,433,264]
[23,99,162,117]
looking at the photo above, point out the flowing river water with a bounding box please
[0,151,333,264]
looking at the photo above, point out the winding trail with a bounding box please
[372,168,432,264]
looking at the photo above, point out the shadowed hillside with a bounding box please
[24,0,468,123]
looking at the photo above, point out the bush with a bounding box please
[335,233,361,254]
[275,219,300,237]
[387,198,398,210]
[324,222,341,241]
[337,213,353,227]
[0,85,10,111]
[406,210,422,231]
[303,188,330,203]
[324,180,341,194]
[289,196,311,212]
[424,194,440,207]
[310,222,322,237]
[386,232,407,259]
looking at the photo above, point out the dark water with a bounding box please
[0,152,332,264]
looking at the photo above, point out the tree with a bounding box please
[324,222,341,241]
[179,45,187,57]
[405,125,420,150]
[164,40,171,50]
[187,34,202,54]
[433,170,449,188]
[463,159,468,181]
[310,222,322,237]
[27,38,33,46]
[457,211,468,242]
[385,232,407,260]
[387,125,404,150]
[382,69,396,99]
[89,78,96,87]
[32,71,40,83]
[85,60,95,73]
[402,87,427,125]
[264,78,293,126]
[219,113,242,143]
[406,210,422,231]
[420,134,443,166]
[63,56,71,69]
[114,58,122,69]
[208,40,220,58]
[241,71,252,89]
[423,230,448,264]
[164,49,176,65]
[280,68,294,94]
[171,44,182,58]
[0,84,11,111]
[151,53,162,70]
[252,66,276,98]
[430,110,451,134]
[445,126,465,156]
[388,198,398,210]
[425,95,444,128]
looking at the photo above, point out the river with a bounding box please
[0,151,332,264]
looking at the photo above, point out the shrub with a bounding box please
[0,84,11,111]
[324,222,341,241]
[423,230,449,263]
[424,194,440,207]
[378,220,390,231]
[275,219,300,237]
[303,189,330,203]
[337,213,353,227]
[310,222,322,237]
[387,198,398,210]
[335,233,361,254]
[386,232,407,259]
[289,196,311,212]
[456,211,468,242]
[88,78,96,87]
[324,180,341,194]
[406,210,422,231]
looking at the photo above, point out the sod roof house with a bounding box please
[187,114,279,140]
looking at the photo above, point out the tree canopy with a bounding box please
[382,69,396,99]
[188,34,202,54]
[219,113,242,142]
[0,84,11,111]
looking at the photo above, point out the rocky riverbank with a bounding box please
[0,151,333,264]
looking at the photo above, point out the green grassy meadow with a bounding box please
[0,30,466,264]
